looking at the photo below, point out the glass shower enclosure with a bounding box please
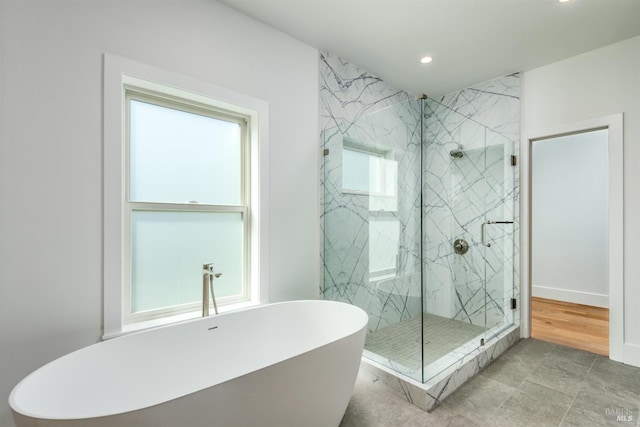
[321,97,516,384]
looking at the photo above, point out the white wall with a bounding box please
[0,1,319,425]
[522,36,640,365]
[531,130,609,307]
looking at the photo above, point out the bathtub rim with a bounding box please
[376,272,421,298]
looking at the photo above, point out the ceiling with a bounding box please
[219,0,640,97]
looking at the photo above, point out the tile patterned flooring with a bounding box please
[365,314,486,370]
[340,339,640,426]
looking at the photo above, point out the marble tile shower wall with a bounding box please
[424,74,521,333]
[320,51,422,332]
[320,50,521,337]
[435,74,521,143]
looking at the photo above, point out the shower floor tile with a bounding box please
[365,313,485,371]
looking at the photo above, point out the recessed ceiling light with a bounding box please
[420,56,433,64]
[558,0,571,3]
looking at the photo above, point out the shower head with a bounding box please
[450,149,464,159]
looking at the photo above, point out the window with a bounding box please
[340,137,399,279]
[103,54,269,337]
[124,90,249,323]
[341,138,396,199]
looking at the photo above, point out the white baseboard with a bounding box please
[532,285,608,308]
[623,343,640,368]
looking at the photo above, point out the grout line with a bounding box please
[478,388,513,426]
[557,382,582,426]
[560,354,599,426]
[401,413,421,427]
[556,349,597,426]
[507,342,561,424]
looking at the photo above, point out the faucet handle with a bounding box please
[203,264,222,278]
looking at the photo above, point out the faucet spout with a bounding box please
[202,263,222,317]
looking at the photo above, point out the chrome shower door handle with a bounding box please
[481,222,490,247]
[481,220,514,247]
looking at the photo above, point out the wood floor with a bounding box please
[531,297,609,356]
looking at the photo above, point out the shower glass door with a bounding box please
[482,130,516,340]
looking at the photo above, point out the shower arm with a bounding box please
[481,220,514,247]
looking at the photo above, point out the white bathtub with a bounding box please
[10,300,368,427]
[375,273,422,324]
[376,273,421,299]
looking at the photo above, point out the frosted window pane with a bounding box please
[343,148,371,192]
[130,100,241,205]
[131,211,243,313]
[343,147,394,196]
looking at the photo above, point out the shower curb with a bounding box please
[358,325,520,411]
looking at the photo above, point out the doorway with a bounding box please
[530,129,609,355]
[521,114,624,361]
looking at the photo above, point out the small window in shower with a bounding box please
[342,147,374,193]
[341,138,397,209]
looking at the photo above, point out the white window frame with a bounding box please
[103,54,269,338]
[123,89,250,323]
[341,137,395,197]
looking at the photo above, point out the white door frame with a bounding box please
[520,113,623,362]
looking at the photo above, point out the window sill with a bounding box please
[102,299,261,340]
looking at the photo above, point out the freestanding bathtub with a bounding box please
[10,300,368,427]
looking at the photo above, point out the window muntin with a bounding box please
[124,89,249,323]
